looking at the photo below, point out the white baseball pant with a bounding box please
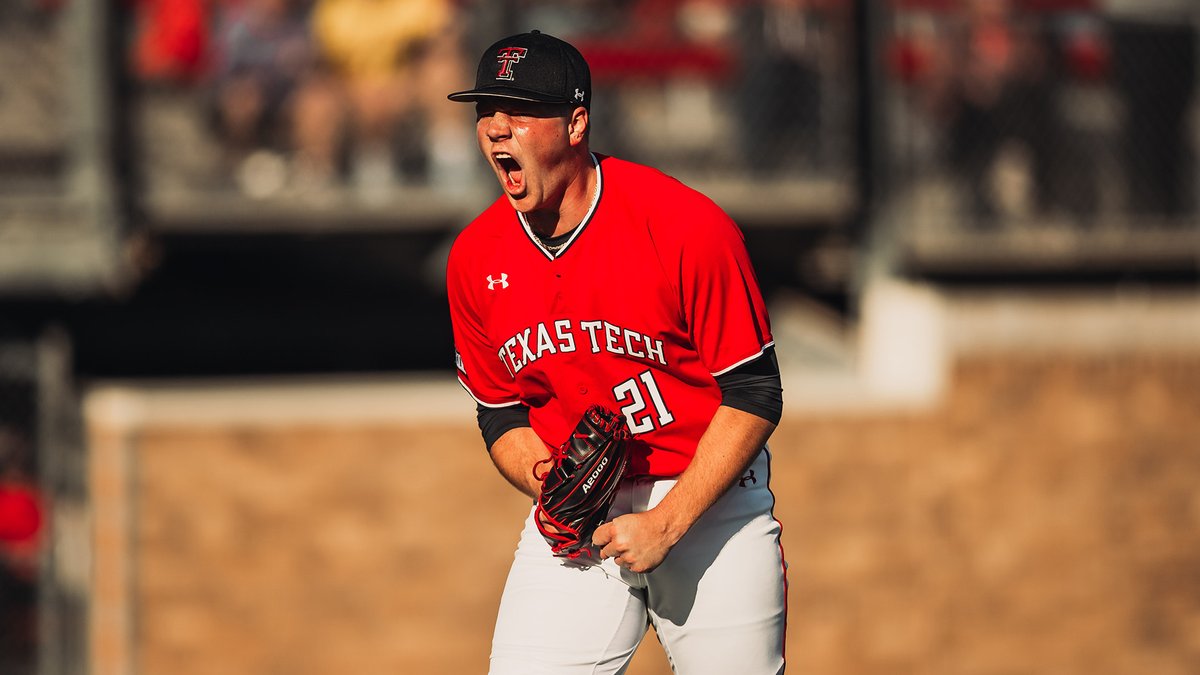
[489,448,788,674]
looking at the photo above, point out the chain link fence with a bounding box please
[0,0,131,297]
[0,0,65,179]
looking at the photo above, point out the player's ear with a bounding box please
[567,106,589,146]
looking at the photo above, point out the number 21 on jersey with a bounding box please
[613,370,675,434]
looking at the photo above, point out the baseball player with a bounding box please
[446,30,787,674]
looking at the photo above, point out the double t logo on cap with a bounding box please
[496,47,527,81]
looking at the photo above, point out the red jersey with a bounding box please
[447,154,774,477]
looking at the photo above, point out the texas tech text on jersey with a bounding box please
[497,318,668,378]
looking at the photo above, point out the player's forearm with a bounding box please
[489,426,550,500]
[652,406,776,543]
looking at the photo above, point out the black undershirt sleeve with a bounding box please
[475,346,783,448]
[477,402,531,451]
[714,346,784,425]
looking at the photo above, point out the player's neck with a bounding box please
[526,153,597,238]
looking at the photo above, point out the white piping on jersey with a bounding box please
[456,376,524,408]
[710,341,776,378]
[517,152,603,261]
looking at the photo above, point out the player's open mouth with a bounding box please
[494,153,524,192]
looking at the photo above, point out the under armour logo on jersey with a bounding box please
[495,47,527,81]
[738,469,757,487]
[487,273,509,290]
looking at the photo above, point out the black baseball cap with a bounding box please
[448,30,591,109]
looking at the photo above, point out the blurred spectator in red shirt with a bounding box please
[131,0,210,84]
[0,427,41,670]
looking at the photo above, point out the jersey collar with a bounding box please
[518,152,603,261]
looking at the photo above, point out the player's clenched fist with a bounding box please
[593,510,680,574]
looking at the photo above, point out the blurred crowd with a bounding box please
[129,0,477,201]
[120,0,1198,222]
[891,0,1196,225]
[124,0,861,199]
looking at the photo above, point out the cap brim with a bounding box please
[447,86,570,105]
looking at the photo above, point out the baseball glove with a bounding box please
[533,405,631,559]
